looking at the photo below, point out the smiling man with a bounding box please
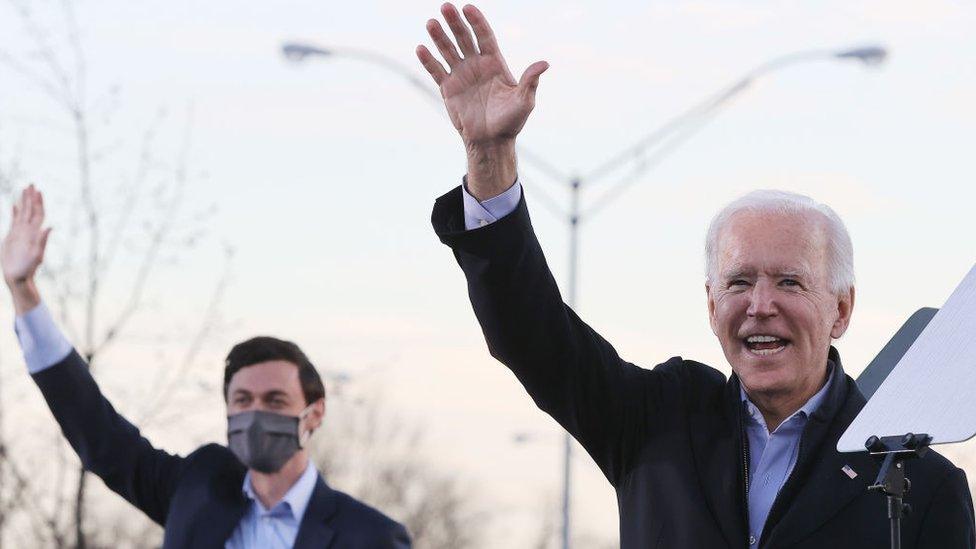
[420,3,974,547]
[2,186,410,548]
[706,198,854,431]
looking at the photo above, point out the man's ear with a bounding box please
[305,397,326,433]
[706,283,718,336]
[830,286,856,339]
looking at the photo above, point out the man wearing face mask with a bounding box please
[1,186,411,548]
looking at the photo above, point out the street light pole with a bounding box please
[281,41,886,549]
[562,174,581,549]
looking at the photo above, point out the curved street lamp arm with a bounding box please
[581,75,753,185]
[580,104,723,221]
[281,41,572,186]
[581,45,885,187]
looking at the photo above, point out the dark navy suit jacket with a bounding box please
[433,186,975,548]
[33,349,411,549]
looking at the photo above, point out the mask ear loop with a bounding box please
[297,404,315,448]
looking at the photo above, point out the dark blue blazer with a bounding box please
[33,350,411,549]
[433,186,975,548]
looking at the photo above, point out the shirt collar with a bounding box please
[740,362,836,427]
[242,459,319,519]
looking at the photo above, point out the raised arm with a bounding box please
[1,186,184,524]
[416,3,548,200]
[423,7,707,485]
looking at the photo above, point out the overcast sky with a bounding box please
[1,0,975,545]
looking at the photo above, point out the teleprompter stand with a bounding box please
[864,433,932,549]
[840,263,976,547]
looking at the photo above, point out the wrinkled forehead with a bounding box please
[716,209,829,277]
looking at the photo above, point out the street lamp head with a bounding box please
[281,42,332,63]
[835,45,888,66]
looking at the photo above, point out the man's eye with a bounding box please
[728,280,749,287]
[781,279,800,287]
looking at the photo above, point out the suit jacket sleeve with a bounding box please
[433,186,684,485]
[32,350,185,525]
[389,523,412,548]
[915,467,975,548]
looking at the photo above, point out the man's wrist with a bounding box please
[6,279,41,316]
[465,140,517,201]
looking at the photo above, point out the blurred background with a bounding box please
[0,0,974,547]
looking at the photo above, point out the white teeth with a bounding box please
[750,346,787,356]
[746,335,781,343]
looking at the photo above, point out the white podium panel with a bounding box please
[839,263,976,453]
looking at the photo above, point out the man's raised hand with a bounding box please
[1,185,50,313]
[416,3,548,199]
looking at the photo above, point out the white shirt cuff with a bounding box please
[14,302,73,374]
[461,179,522,230]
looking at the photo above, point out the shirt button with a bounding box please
[478,219,488,227]
[749,534,757,545]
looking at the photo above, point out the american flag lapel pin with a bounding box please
[842,464,858,479]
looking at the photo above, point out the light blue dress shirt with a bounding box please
[14,302,321,549]
[741,366,833,546]
[461,179,522,230]
[14,302,72,373]
[224,459,319,549]
[462,180,836,545]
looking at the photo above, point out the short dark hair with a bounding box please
[223,336,325,405]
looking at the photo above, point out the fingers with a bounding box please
[518,60,549,99]
[36,186,44,219]
[21,185,34,224]
[416,45,448,85]
[31,186,44,227]
[9,185,46,231]
[39,227,52,257]
[442,3,478,57]
[463,4,500,56]
[25,185,44,227]
[426,18,461,68]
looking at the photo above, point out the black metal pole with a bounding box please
[888,494,902,549]
[866,434,930,549]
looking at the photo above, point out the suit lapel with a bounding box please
[198,502,249,549]
[761,353,877,547]
[190,463,249,549]
[293,475,338,549]
[690,378,749,549]
[762,434,875,547]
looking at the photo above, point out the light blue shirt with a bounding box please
[14,302,73,373]
[463,181,836,545]
[461,178,522,230]
[14,302,321,548]
[225,459,319,549]
[741,366,833,546]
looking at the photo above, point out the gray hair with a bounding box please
[705,190,854,295]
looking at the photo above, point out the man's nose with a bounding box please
[746,281,778,318]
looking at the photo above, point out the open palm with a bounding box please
[416,4,548,145]
[1,185,51,286]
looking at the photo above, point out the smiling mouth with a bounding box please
[744,335,790,356]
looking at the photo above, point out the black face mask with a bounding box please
[227,406,312,474]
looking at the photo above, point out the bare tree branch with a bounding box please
[137,244,234,427]
[0,2,229,546]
